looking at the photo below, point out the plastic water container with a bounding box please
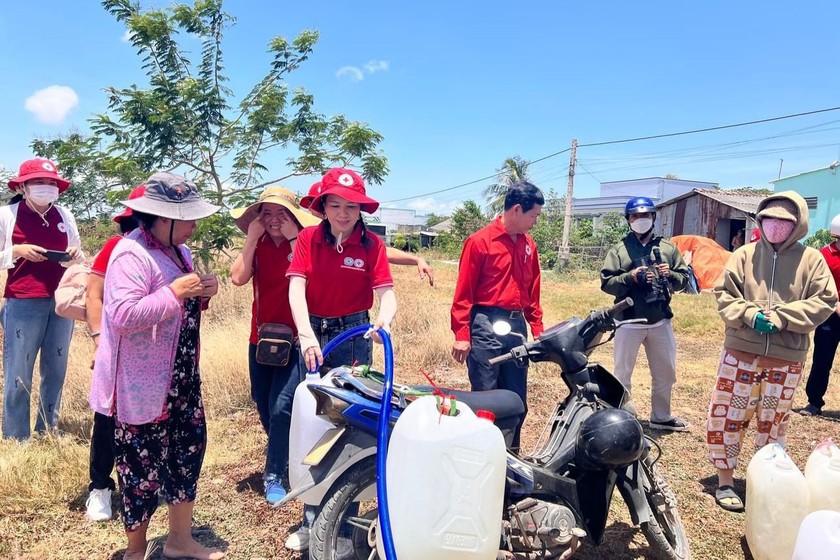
[805,438,840,513]
[745,443,809,560]
[288,368,341,502]
[792,510,840,560]
[379,396,506,560]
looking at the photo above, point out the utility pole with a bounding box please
[559,138,578,265]
[778,158,784,179]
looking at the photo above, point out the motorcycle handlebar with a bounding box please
[487,352,514,366]
[606,297,634,319]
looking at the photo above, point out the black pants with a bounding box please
[89,411,116,491]
[806,313,840,409]
[467,306,528,450]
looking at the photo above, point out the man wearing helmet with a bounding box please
[600,196,690,432]
[798,212,840,417]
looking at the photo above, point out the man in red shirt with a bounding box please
[451,181,545,449]
[799,213,840,416]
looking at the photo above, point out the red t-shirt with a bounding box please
[5,204,70,298]
[451,217,544,341]
[250,234,297,344]
[91,235,122,277]
[821,243,840,292]
[287,224,393,318]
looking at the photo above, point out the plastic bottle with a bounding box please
[792,510,840,560]
[805,438,840,481]
[379,395,506,560]
[745,443,809,560]
[288,368,343,503]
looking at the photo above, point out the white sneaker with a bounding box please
[285,526,310,551]
[85,488,113,521]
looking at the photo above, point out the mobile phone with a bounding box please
[43,250,71,262]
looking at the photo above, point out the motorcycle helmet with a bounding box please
[575,408,645,470]
[624,196,656,218]
[830,213,840,237]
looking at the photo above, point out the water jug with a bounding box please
[805,438,839,481]
[379,395,506,560]
[792,510,840,560]
[288,368,342,503]
[807,457,840,513]
[745,443,808,560]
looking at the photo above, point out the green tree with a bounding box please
[483,156,530,215]
[0,166,14,205]
[36,0,388,266]
[435,200,488,256]
[804,228,832,249]
[425,213,448,228]
[529,188,565,268]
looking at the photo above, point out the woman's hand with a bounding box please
[13,244,47,262]
[369,319,391,344]
[199,274,219,298]
[66,246,82,261]
[417,258,435,287]
[170,273,203,300]
[303,344,323,372]
[279,214,300,241]
[247,218,265,241]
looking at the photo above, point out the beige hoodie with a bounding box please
[713,190,838,362]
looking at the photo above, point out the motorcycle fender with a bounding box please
[290,428,377,506]
[616,461,651,526]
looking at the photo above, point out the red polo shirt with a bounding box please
[287,224,393,318]
[91,235,122,277]
[251,234,297,344]
[5,204,69,298]
[451,217,544,341]
[821,243,840,292]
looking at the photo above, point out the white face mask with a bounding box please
[25,184,59,206]
[630,217,653,235]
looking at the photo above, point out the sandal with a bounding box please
[715,485,744,512]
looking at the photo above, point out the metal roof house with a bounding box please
[655,189,765,250]
[572,177,719,217]
[771,162,837,237]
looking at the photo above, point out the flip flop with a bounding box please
[715,485,744,512]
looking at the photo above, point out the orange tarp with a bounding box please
[670,235,732,291]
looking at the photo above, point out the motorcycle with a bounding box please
[284,297,691,560]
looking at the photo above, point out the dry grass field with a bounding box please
[1,261,839,559]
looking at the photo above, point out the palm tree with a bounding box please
[483,156,530,215]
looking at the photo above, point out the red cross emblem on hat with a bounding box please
[42,162,55,172]
[338,173,355,187]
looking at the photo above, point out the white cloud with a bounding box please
[405,197,463,215]
[24,86,79,125]
[336,66,364,82]
[121,29,134,42]
[364,60,389,73]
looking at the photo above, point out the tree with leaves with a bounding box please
[35,0,388,266]
[483,156,530,215]
[435,200,488,255]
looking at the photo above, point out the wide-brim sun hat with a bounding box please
[113,184,147,223]
[309,168,379,215]
[299,181,322,210]
[8,158,71,193]
[121,172,220,221]
[230,186,321,234]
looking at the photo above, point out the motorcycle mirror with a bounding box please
[492,321,512,336]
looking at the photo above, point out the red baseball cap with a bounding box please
[113,185,147,223]
[299,181,322,210]
[309,168,379,215]
[8,158,71,192]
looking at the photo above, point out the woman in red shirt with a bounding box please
[230,186,320,506]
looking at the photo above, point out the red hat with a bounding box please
[299,181,322,210]
[309,168,379,215]
[113,185,147,223]
[749,228,761,243]
[8,158,71,193]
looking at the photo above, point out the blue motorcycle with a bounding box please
[286,298,690,560]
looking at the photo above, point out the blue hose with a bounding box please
[319,324,398,560]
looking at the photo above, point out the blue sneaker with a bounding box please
[265,479,287,505]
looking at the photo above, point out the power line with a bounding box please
[380,105,840,205]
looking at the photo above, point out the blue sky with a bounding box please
[2,0,840,216]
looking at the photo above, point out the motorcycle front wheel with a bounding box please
[639,456,691,560]
[311,456,380,560]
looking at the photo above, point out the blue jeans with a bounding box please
[2,297,75,440]
[248,343,303,482]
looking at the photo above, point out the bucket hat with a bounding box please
[8,158,71,192]
[299,181,322,210]
[121,172,220,221]
[230,186,321,234]
[309,168,379,215]
[113,185,147,223]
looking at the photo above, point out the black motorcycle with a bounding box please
[291,297,691,560]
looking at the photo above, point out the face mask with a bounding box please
[630,218,653,235]
[26,184,59,206]
[762,218,796,244]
